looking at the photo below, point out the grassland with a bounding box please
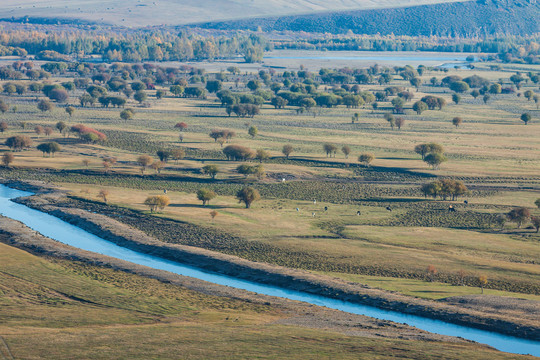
[0,62,538,302]
[6,239,533,360]
[0,57,538,359]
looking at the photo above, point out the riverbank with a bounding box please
[2,179,538,342]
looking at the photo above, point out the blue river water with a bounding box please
[0,185,538,356]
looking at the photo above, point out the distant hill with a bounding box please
[196,0,540,37]
[0,0,468,27]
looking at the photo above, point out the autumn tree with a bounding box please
[323,143,338,157]
[0,121,7,133]
[478,275,488,294]
[414,143,444,160]
[236,187,260,208]
[98,189,110,203]
[507,207,531,228]
[137,155,153,174]
[174,122,188,131]
[2,152,14,167]
[144,195,170,212]
[197,188,217,206]
[256,149,270,163]
[151,161,165,174]
[171,148,185,163]
[532,216,540,233]
[358,153,374,167]
[395,117,405,130]
[5,135,32,151]
[282,144,293,159]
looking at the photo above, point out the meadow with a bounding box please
[0,58,538,312]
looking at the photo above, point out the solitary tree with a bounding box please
[151,161,165,174]
[36,142,61,157]
[144,195,170,212]
[0,121,7,133]
[134,91,147,104]
[520,113,532,125]
[120,108,134,121]
[341,145,351,159]
[507,207,531,228]
[236,187,260,208]
[174,122,188,131]
[248,125,258,138]
[478,275,488,294]
[171,148,185,163]
[255,149,270,163]
[452,93,461,105]
[412,101,428,115]
[202,164,219,179]
[323,143,338,157]
[137,155,153,174]
[414,143,444,160]
[395,117,405,130]
[2,152,14,167]
[34,125,44,137]
[532,216,540,233]
[56,121,67,134]
[358,153,374,167]
[535,198,540,209]
[5,135,32,151]
[452,117,463,128]
[282,144,294,159]
[37,99,54,112]
[98,189,110,203]
[197,188,217,206]
[156,150,171,162]
[65,106,75,117]
[424,153,447,170]
[210,210,218,220]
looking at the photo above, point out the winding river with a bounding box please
[0,185,538,357]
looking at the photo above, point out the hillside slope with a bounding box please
[0,0,468,26]
[197,0,540,36]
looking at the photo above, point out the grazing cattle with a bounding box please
[163,189,167,194]
[296,208,299,212]
[324,206,328,212]
[313,199,317,204]
[449,205,456,212]
[312,212,316,217]
[464,200,468,205]
[356,211,361,216]
[386,206,392,211]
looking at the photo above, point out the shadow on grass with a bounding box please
[168,203,228,209]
